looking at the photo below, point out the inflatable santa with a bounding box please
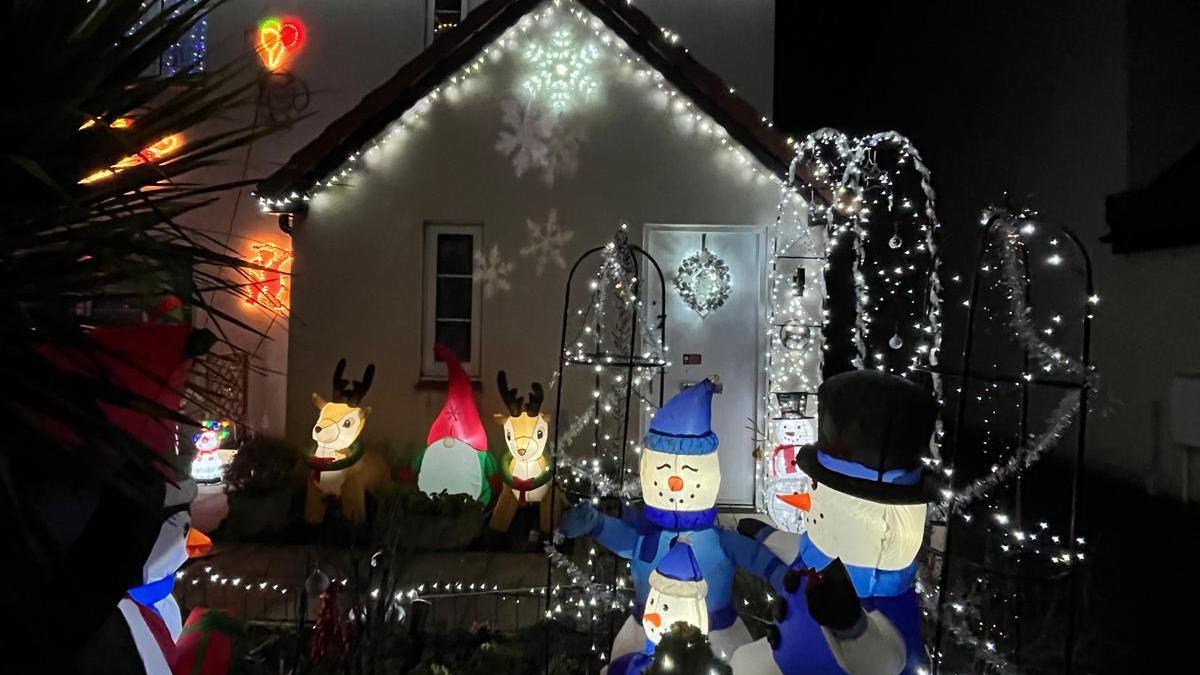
[731,370,937,675]
[560,377,783,663]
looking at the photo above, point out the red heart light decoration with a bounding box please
[257,16,305,72]
[279,20,303,51]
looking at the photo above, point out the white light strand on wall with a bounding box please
[255,0,797,212]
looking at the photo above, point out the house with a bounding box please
[256,0,820,507]
[189,0,775,438]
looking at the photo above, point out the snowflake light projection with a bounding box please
[519,26,601,113]
[473,244,514,298]
[672,236,732,319]
[520,208,574,275]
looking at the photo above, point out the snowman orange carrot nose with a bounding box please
[668,475,685,492]
[778,492,811,511]
[644,612,662,627]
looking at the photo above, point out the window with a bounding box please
[427,0,468,45]
[141,0,208,76]
[422,223,482,378]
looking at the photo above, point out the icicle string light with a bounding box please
[256,0,794,212]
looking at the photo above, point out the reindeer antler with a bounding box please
[332,359,349,401]
[497,370,524,417]
[526,382,544,417]
[331,358,375,405]
[351,364,375,405]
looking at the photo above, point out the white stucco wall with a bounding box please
[283,11,786,452]
[187,0,432,434]
[182,0,775,437]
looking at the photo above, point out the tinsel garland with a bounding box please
[310,587,349,659]
[554,454,641,499]
[544,532,630,612]
[939,207,1101,514]
[917,568,1019,674]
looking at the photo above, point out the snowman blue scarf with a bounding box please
[642,504,718,531]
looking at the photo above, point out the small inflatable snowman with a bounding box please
[609,538,711,675]
[733,370,937,675]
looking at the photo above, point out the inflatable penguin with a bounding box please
[731,370,938,675]
[78,476,215,674]
[560,378,782,664]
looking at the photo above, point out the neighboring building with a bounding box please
[193,0,775,442]
[256,0,799,507]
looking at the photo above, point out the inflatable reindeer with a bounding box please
[305,359,391,524]
[488,371,563,534]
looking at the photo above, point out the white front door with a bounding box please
[644,226,766,507]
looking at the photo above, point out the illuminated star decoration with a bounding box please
[243,242,294,315]
[519,26,601,113]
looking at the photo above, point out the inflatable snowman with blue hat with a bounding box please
[731,370,938,675]
[560,377,783,665]
[609,537,711,675]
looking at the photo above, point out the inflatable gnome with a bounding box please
[489,371,565,534]
[610,537,711,675]
[560,377,782,663]
[305,359,391,524]
[730,370,937,675]
[416,344,500,503]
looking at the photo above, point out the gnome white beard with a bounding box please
[639,448,721,512]
[806,483,927,571]
[419,437,484,499]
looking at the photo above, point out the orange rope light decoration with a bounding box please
[257,16,305,72]
[243,242,294,315]
[78,117,183,185]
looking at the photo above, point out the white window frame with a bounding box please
[422,222,483,379]
[426,0,469,46]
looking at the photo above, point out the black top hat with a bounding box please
[796,370,939,504]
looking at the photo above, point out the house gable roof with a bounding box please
[257,0,820,207]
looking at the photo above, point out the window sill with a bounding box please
[415,377,483,391]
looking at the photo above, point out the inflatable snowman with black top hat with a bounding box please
[732,370,937,675]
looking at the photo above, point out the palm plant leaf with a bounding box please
[0,0,298,658]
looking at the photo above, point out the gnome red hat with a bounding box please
[426,344,487,451]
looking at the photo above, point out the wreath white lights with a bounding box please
[672,234,731,319]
